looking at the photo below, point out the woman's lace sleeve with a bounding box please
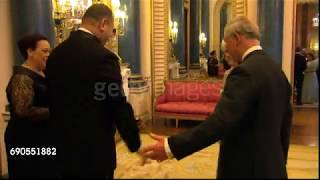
[10,74,49,121]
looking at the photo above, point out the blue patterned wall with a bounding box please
[258,0,284,65]
[118,0,141,74]
[10,0,55,65]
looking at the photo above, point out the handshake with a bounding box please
[137,133,172,165]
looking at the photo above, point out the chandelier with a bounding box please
[52,0,128,45]
[169,20,178,44]
[111,0,128,36]
[199,32,207,49]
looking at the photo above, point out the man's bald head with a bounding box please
[81,4,115,45]
[82,4,113,22]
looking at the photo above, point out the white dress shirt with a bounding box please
[78,27,94,35]
[241,45,263,61]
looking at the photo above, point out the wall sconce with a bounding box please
[312,13,319,27]
[169,20,178,44]
[310,42,319,51]
[199,32,207,49]
[111,0,128,36]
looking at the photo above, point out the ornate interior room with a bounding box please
[0,0,318,178]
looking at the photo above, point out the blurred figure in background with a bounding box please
[220,40,240,87]
[207,50,219,77]
[294,47,307,105]
[302,49,319,104]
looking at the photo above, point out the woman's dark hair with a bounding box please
[210,50,216,56]
[17,33,48,59]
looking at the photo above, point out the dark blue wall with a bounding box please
[171,0,185,66]
[190,0,199,65]
[258,0,284,65]
[10,0,55,65]
[118,0,141,74]
[201,0,209,57]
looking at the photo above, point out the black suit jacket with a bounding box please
[294,53,307,82]
[45,30,141,177]
[168,50,292,178]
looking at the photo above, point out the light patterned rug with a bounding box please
[115,134,318,179]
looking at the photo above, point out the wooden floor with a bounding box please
[145,105,319,147]
[290,105,318,146]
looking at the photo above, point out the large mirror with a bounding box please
[167,0,234,80]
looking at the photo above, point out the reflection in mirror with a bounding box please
[168,0,212,80]
[166,0,238,81]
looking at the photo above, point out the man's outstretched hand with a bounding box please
[138,133,168,162]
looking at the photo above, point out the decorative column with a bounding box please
[139,0,152,121]
[258,0,284,65]
[140,0,152,79]
[201,0,210,56]
[220,2,229,52]
[190,0,200,65]
[247,0,258,25]
[282,0,296,84]
[0,0,13,175]
[10,0,55,65]
[209,0,214,52]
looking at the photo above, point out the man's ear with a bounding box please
[102,18,110,27]
[98,18,107,31]
[234,33,241,43]
[27,48,34,57]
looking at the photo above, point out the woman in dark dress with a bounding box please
[207,50,219,77]
[5,34,51,178]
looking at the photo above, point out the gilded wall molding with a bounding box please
[151,0,169,98]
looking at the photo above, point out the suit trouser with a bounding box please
[295,75,304,104]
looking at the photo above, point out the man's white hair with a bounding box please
[224,16,261,40]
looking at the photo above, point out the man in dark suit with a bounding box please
[207,50,219,77]
[140,16,292,178]
[45,4,141,178]
[294,47,307,105]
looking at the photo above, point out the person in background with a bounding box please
[207,50,219,77]
[5,34,51,178]
[220,40,240,87]
[301,49,319,104]
[139,16,292,179]
[294,47,307,105]
[222,52,240,88]
[222,55,231,71]
[45,4,141,178]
